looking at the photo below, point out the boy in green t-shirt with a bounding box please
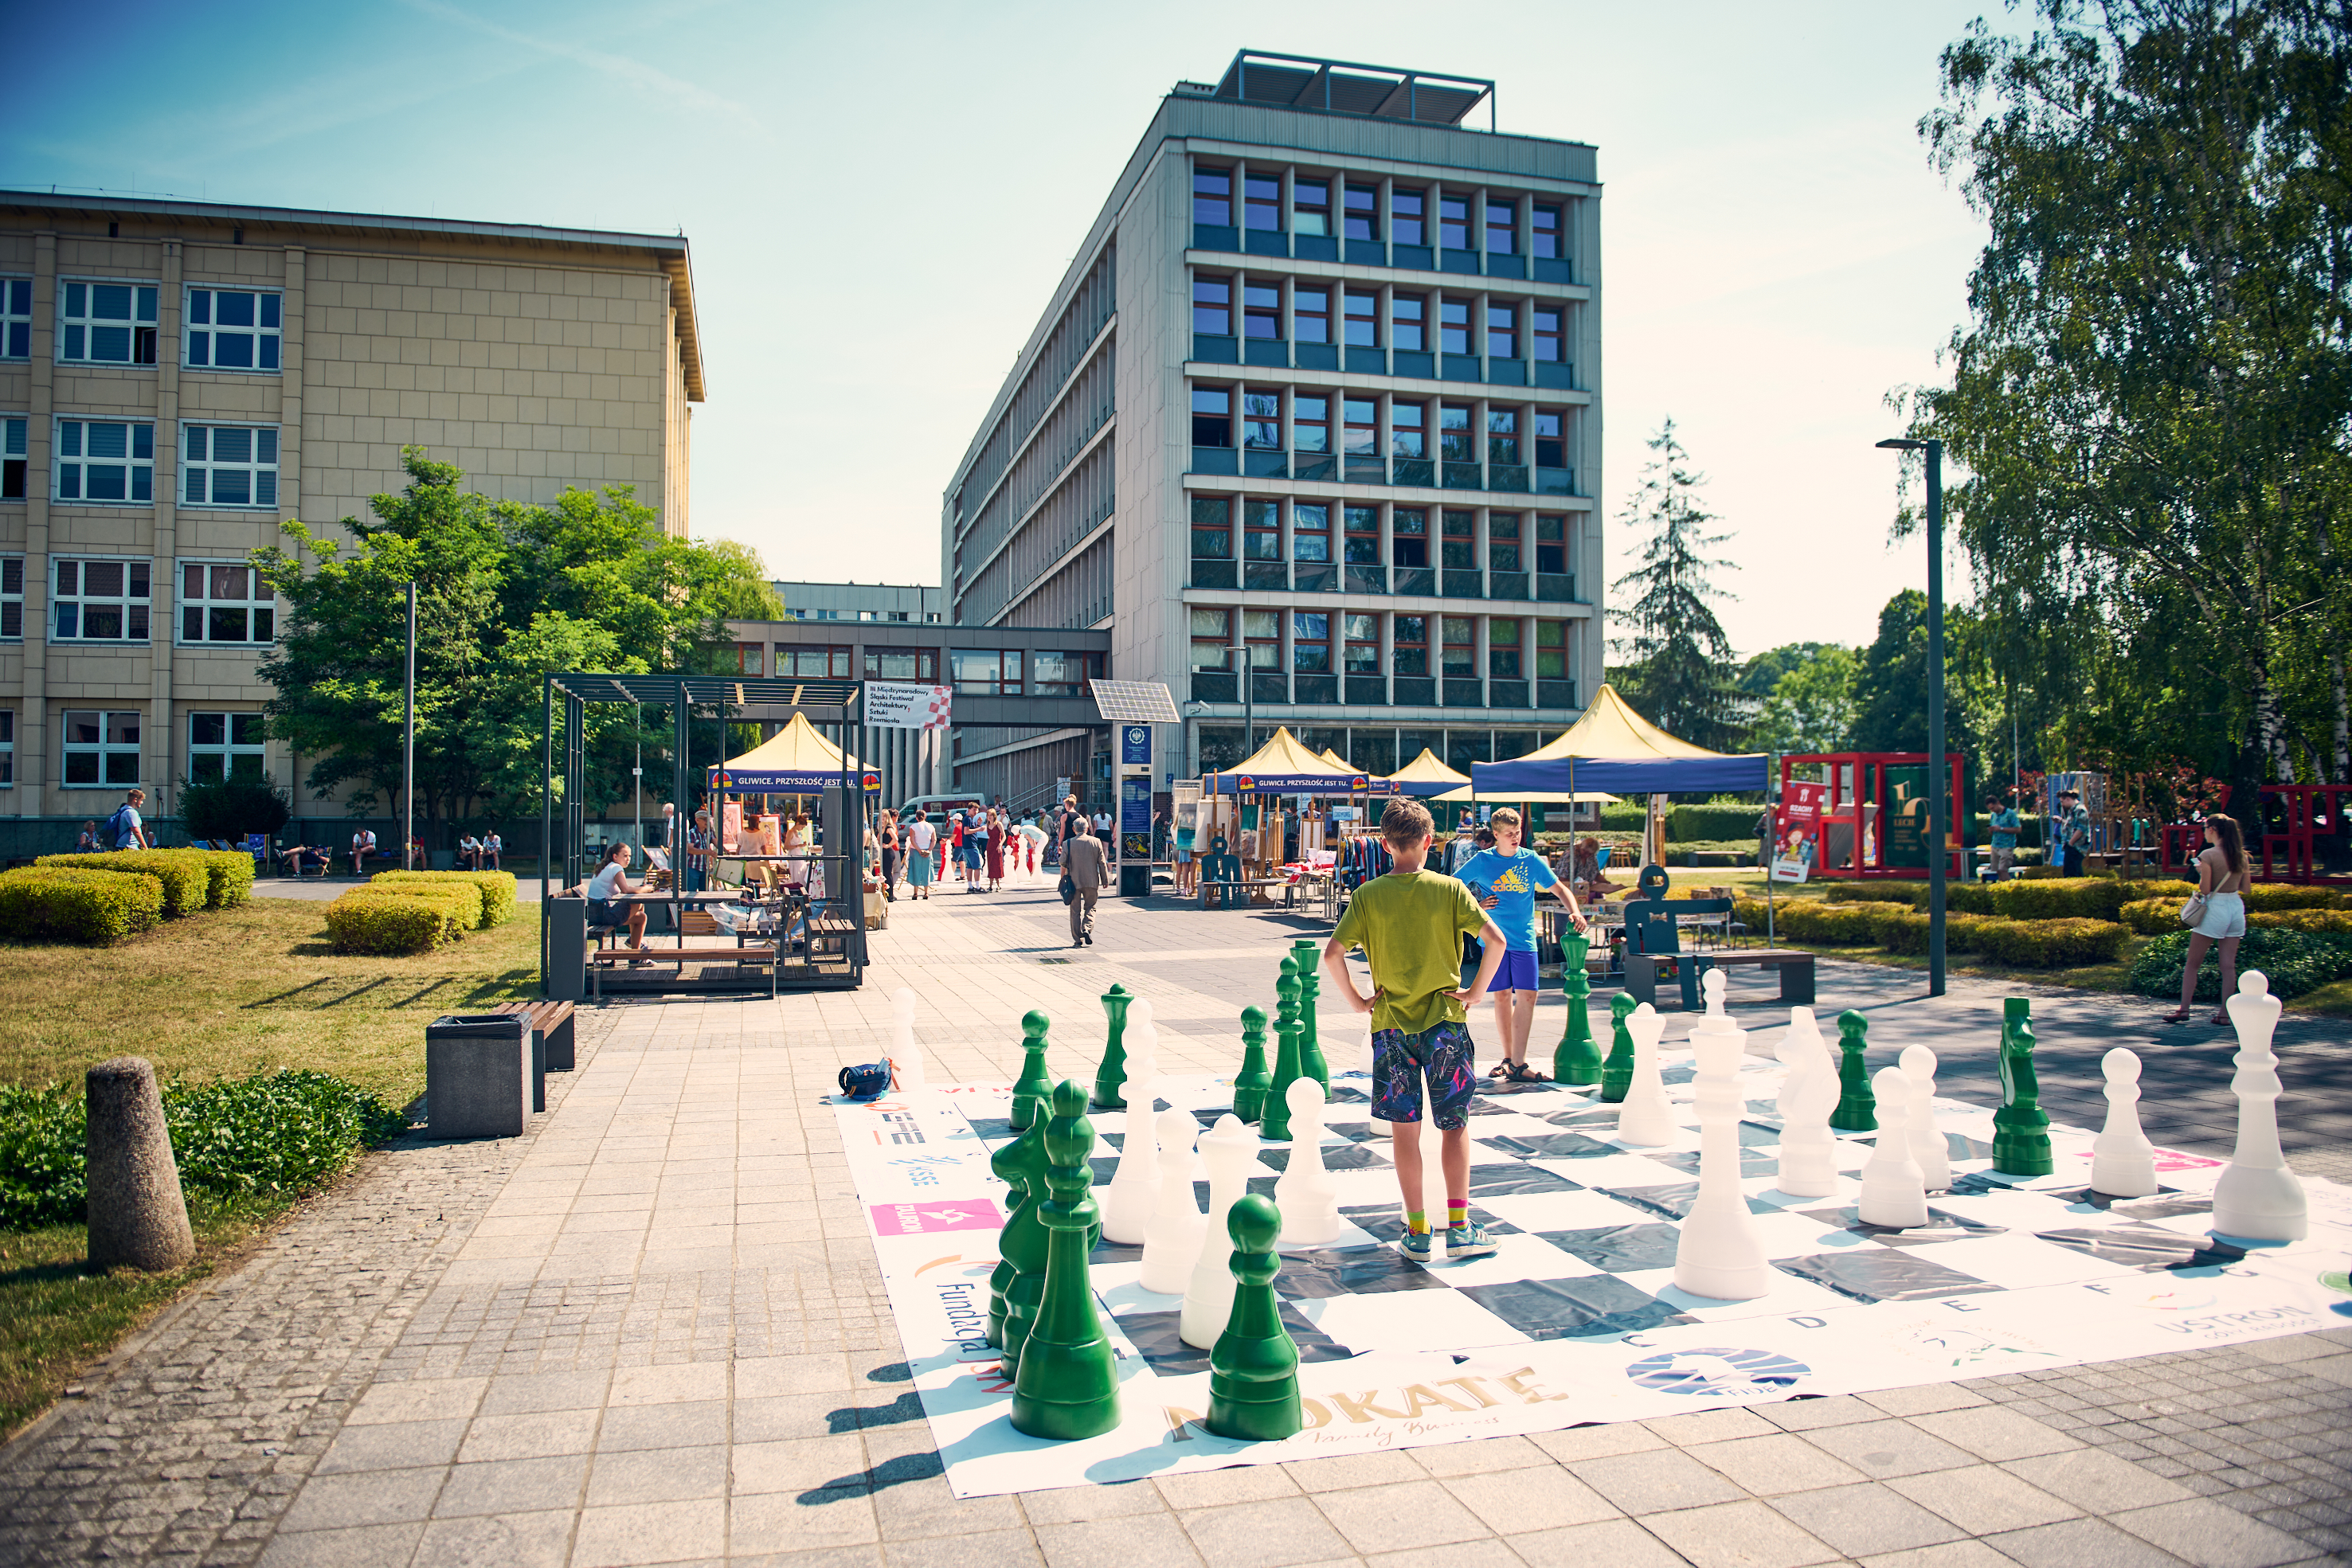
[1323,797,1507,1261]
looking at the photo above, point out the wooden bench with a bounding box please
[587,944,779,1000]
[489,999,576,1073]
[1626,948,1816,1010]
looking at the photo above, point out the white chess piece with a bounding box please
[1181,1113,1259,1347]
[2213,972,2307,1241]
[2091,1047,2158,1198]
[1139,1107,1206,1293]
[1356,1015,1376,1076]
[1900,1045,1949,1192]
[1772,1008,1838,1198]
[1273,1078,1341,1245]
[1615,1003,1675,1146]
[1857,1065,1929,1228]
[1673,1006,1774,1300]
[1703,965,1728,1017]
[890,987,925,1090]
[1099,1005,1161,1245]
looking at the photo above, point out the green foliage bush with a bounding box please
[1973,917,2131,968]
[2241,883,2346,912]
[2122,897,2185,935]
[1869,908,1999,955]
[2250,906,2352,934]
[368,870,517,929]
[176,773,292,843]
[1764,901,1885,944]
[0,1069,407,1229]
[325,887,474,954]
[1824,884,1925,907]
[2128,927,2352,1003]
[35,850,209,917]
[188,849,256,909]
[0,867,166,944]
[1669,804,1767,843]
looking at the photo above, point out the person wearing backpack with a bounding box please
[106,790,152,850]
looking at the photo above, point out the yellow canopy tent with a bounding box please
[707,711,867,792]
[1382,747,1471,798]
[1207,726,1366,793]
[1318,747,1353,771]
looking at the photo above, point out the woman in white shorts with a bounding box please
[2164,813,2248,1026]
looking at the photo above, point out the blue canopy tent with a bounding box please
[1470,683,1767,799]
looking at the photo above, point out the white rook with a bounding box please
[1772,1008,1838,1198]
[1673,995,1774,1300]
[2212,972,2307,1241]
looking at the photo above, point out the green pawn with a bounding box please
[1600,992,1638,1104]
[1830,1010,1877,1132]
[1010,1081,1121,1441]
[1094,984,1134,1110]
[1552,932,1602,1085]
[987,1117,1050,1360]
[1232,1006,1273,1124]
[1207,1192,1302,1442]
[1262,960,1305,1142]
[1012,1010,1054,1131]
[1992,998,2053,1176]
[1289,940,1330,1093]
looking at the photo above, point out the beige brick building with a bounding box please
[0,193,703,839]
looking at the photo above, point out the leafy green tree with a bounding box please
[1747,645,1861,755]
[1736,643,1830,700]
[1607,420,1743,749]
[1851,591,1986,758]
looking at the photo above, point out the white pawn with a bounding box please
[1900,1046,1950,1192]
[1274,1077,1341,1245]
[1857,1065,1928,1229]
[1703,965,1728,1017]
[2091,1047,2158,1198]
[2213,972,2307,1241]
[1181,1113,1259,1347]
[889,987,924,1090]
[1139,1107,1205,1293]
[1615,1003,1675,1146]
[1773,1008,1838,1198]
[1099,1005,1160,1245]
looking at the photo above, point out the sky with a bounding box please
[1,0,2007,658]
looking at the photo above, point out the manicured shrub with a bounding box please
[1668,804,1767,843]
[2240,883,2346,913]
[2250,907,2352,935]
[1972,917,2130,968]
[0,866,166,944]
[366,874,484,929]
[369,870,516,929]
[187,848,256,909]
[2128,926,2352,1003]
[1770,901,1884,944]
[1823,884,1923,907]
[36,850,209,917]
[1868,908,1996,955]
[2121,897,2187,935]
[325,887,473,954]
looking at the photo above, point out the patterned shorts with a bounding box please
[1371,1019,1477,1129]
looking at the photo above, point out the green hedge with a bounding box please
[1823,884,1925,907]
[2128,927,2352,1003]
[2253,907,2352,934]
[2122,897,2183,935]
[187,849,256,909]
[0,867,166,944]
[35,850,209,917]
[1973,917,2131,968]
[368,870,517,929]
[325,887,474,954]
[2242,883,2346,913]
[1867,908,1999,955]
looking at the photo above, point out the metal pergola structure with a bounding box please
[540,671,867,996]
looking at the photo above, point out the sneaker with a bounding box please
[1399,1227,1434,1262]
[1445,1221,1497,1259]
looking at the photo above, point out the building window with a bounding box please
[1442,510,1476,569]
[1190,608,1231,671]
[1344,506,1380,563]
[1194,166,1233,225]
[1486,302,1518,359]
[1192,495,1234,562]
[179,562,276,644]
[783,645,852,678]
[1243,608,1280,669]
[184,288,282,371]
[1536,410,1567,467]
[1344,401,1377,459]
[1439,298,1472,356]
[1537,620,1568,679]
[1438,193,1471,250]
[1485,199,1517,255]
[1390,403,1425,459]
[1193,275,1232,334]
[1192,385,1232,447]
[715,642,764,675]
[1243,280,1282,340]
[1489,620,1522,678]
[1243,172,1282,232]
[1391,293,1426,352]
[189,711,265,781]
[1394,615,1428,675]
[1293,612,1330,673]
[1,280,28,359]
[1293,287,1330,345]
[950,649,1021,695]
[1293,178,1330,236]
[1536,514,1568,574]
[0,557,19,638]
[1532,305,1564,362]
[1292,503,1331,562]
[1243,500,1280,563]
[863,647,937,681]
[1442,617,1477,678]
[2,417,24,499]
[1489,514,1521,571]
[1344,184,1379,240]
[1489,409,1520,465]
[0,709,12,784]
[53,558,150,641]
[1293,396,1329,456]
[1032,650,1099,697]
[55,419,154,502]
[1392,188,1426,246]
[1344,291,1378,347]
[1532,204,1563,259]
[1344,612,1380,674]
[182,424,279,507]
[1439,406,1475,463]
[1392,509,1429,567]
[1242,389,1282,451]
[58,282,158,366]
[63,710,140,786]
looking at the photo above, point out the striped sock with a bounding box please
[1406,1210,1430,1236]
[1447,1200,1470,1231]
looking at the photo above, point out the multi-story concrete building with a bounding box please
[941,50,1603,792]
[0,191,702,838]
[769,581,945,624]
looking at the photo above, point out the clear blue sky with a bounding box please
[2,0,2007,656]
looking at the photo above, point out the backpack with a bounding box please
[104,804,134,847]
[837,1062,892,1101]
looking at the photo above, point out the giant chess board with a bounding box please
[838,1048,2352,1498]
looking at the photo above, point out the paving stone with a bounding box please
[1769,1482,1970,1556]
[569,1497,726,1566]
[409,1508,575,1568]
[1641,1499,1842,1568]
[1022,1479,1171,1523]
[1642,1406,1782,1447]
[1412,1434,1552,1477]
[1505,1517,1692,1568]
[1998,1448,2197,1514]
[1856,1541,2048,1568]
[1569,1447,1748,1514]
[1799,1420,1978,1480]
[1982,1516,2190,1567]
[1440,1465,1618,1533]
[2108,1497,2322,1567]
[1861,1386,1994,1418]
[1887,1464,2080,1535]
[1693,1434,1873,1497]
[1174,1496,1352,1566]
[1033,1511,1204,1568]
[1316,1477,1490,1554]
[432,1453,589,1519]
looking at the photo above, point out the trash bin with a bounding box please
[1119,862,1151,897]
[548,896,586,1002]
[425,1014,531,1138]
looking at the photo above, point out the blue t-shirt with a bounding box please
[1989,808,2020,850]
[1454,847,1558,952]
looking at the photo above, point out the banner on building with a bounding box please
[867,682,953,730]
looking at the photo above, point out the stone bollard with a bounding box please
[86,1057,196,1273]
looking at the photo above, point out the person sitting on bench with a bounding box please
[573,842,650,957]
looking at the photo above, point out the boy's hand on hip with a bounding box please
[1346,988,1380,1015]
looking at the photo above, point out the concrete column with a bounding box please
[279,248,306,520]
[21,233,56,817]
[151,240,181,809]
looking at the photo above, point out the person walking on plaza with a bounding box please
[961,805,988,893]
[107,790,152,850]
[1321,797,1507,1261]
[2165,814,2250,1026]
[875,811,900,900]
[903,809,936,898]
[1456,807,1587,1084]
[984,807,1006,891]
[2056,788,2090,877]
[1063,819,1109,947]
[1986,793,2021,880]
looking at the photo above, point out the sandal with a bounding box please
[2209,1011,2231,1026]
[2160,1009,2192,1024]
[1487,1061,1513,1078]
[1507,1062,1551,1084]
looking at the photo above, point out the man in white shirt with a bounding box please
[108,790,151,850]
[351,827,378,878]
[904,812,938,900]
[483,831,503,870]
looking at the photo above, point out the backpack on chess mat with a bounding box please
[837,1062,892,1101]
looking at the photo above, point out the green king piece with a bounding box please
[1232,1006,1273,1124]
[1830,1010,1877,1132]
[1009,1081,1122,1441]
[1206,1192,1303,1441]
[1992,997,2053,1176]
[1012,1010,1055,1132]
[1289,939,1330,1092]
[1094,984,1134,1110]
[1262,958,1305,1142]
[986,1116,1050,1361]
[1600,992,1638,1104]
[1552,932,1603,1085]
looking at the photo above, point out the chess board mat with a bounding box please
[838,1051,2352,1499]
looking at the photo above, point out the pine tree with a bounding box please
[1607,420,1743,749]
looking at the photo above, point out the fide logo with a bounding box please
[1626,1347,1810,1398]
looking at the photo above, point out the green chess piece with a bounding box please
[1009,1081,1122,1441]
[987,1117,1050,1360]
[1830,1009,1877,1132]
[1094,984,1133,1110]
[1600,992,1638,1104]
[1552,932,1602,1085]
[1206,1191,1302,1442]
[1012,1011,1054,1132]
[1992,997,2053,1176]
[1289,940,1330,1093]
[1232,1006,1273,1124]
[1262,960,1305,1142]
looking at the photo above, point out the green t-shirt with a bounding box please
[1333,869,1489,1036]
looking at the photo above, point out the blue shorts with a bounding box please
[1371,1020,1477,1129]
[1485,949,1540,993]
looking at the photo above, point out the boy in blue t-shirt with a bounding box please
[1455,807,1588,1083]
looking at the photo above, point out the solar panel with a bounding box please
[1090,680,1181,725]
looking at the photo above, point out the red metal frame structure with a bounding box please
[2256,784,2352,886]
[1780,752,1967,881]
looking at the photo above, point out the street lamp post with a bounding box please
[1877,437,1946,997]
